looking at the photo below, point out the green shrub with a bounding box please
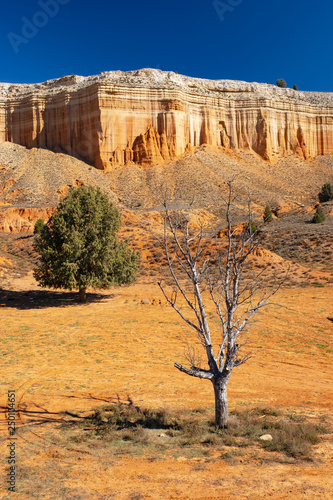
[250,221,257,234]
[276,79,287,88]
[312,206,325,224]
[33,218,45,235]
[318,183,333,203]
[263,205,273,223]
[293,84,298,90]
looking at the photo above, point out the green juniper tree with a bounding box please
[312,206,326,224]
[318,183,333,203]
[263,205,273,223]
[34,186,139,302]
[276,79,287,88]
[33,218,45,235]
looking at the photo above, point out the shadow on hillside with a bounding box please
[0,289,114,309]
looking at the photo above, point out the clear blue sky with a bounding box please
[1,0,332,91]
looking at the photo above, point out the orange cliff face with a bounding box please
[0,69,333,169]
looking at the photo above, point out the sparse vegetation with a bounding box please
[1,72,333,499]
[312,206,326,224]
[318,183,333,203]
[1,268,332,496]
[64,402,328,461]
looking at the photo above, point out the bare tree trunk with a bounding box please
[78,288,86,303]
[213,378,228,429]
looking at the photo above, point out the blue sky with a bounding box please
[1,0,332,91]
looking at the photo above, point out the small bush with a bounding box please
[312,206,325,224]
[250,221,257,234]
[202,433,220,445]
[33,218,45,235]
[318,183,333,203]
[276,79,287,88]
[261,420,321,458]
[263,205,273,223]
[293,84,298,90]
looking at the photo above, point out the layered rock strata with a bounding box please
[1,69,333,169]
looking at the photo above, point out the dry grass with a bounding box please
[60,402,329,461]
[0,256,333,498]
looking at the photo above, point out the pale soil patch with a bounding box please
[0,276,332,499]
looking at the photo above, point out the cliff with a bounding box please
[1,69,333,169]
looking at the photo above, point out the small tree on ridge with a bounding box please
[276,79,287,88]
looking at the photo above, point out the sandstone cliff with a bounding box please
[1,69,333,168]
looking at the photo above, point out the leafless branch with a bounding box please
[174,362,214,380]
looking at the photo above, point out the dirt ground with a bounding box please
[1,132,333,499]
[0,273,332,499]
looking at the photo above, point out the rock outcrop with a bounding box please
[0,207,54,232]
[1,69,333,168]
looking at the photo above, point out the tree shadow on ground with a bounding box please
[0,394,185,437]
[0,288,114,309]
[0,394,128,429]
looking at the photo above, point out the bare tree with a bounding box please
[158,182,285,429]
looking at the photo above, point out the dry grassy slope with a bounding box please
[0,141,333,216]
[0,142,117,231]
[105,145,333,213]
[105,144,333,282]
[0,141,333,285]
